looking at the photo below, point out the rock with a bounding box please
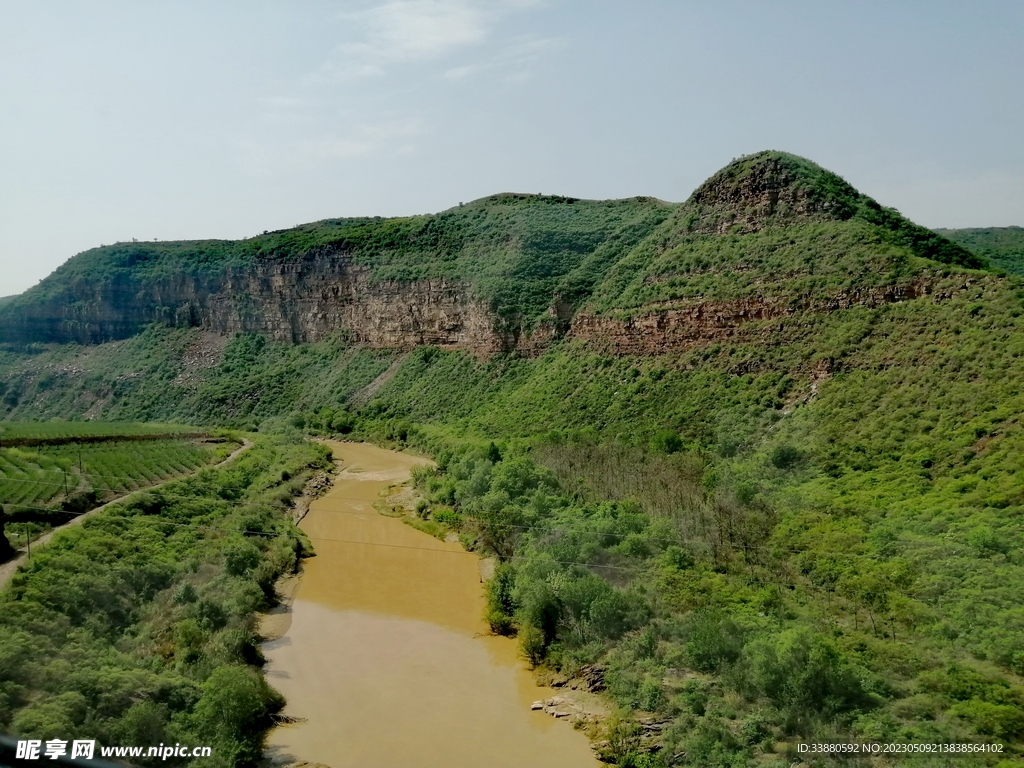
[530,701,544,710]
[577,663,607,693]
[0,253,555,357]
[569,279,937,357]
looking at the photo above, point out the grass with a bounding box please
[0,421,200,442]
[35,439,224,496]
[0,449,67,507]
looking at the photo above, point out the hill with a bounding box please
[937,226,1024,276]
[1,152,1022,767]
[0,151,981,354]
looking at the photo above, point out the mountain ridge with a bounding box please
[0,152,987,354]
[937,226,1024,276]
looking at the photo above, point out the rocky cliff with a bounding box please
[0,250,554,355]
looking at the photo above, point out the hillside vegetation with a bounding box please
[0,151,982,344]
[938,227,1024,277]
[0,427,233,565]
[1,151,1022,767]
[0,195,672,332]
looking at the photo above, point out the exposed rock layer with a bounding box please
[1,253,535,355]
[569,279,939,356]
[0,246,952,358]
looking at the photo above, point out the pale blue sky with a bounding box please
[2,1,1022,295]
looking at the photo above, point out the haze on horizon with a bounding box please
[1,0,1022,296]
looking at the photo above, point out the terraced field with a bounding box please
[0,423,231,512]
[0,420,199,443]
[0,448,67,506]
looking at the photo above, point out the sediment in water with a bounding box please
[261,441,598,768]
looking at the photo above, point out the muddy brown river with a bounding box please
[263,441,598,768]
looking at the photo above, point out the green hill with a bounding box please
[0,151,981,347]
[1,151,1022,767]
[937,226,1024,276]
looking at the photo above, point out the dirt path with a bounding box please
[348,352,410,409]
[0,438,253,590]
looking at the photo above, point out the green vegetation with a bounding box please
[0,151,983,345]
[0,195,672,332]
[0,435,331,768]
[938,227,1024,276]
[399,410,1024,766]
[0,439,224,508]
[0,421,199,442]
[0,151,1021,765]
[686,151,981,270]
[588,219,943,314]
[0,431,231,556]
[0,329,399,428]
[4,276,1024,764]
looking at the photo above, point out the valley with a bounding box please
[1,151,1023,767]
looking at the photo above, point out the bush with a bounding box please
[683,610,744,673]
[651,430,683,454]
[433,508,462,527]
[485,563,517,635]
[191,666,283,764]
[519,624,546,667]
[225,539,261,576]
[737,629,868,718]
[769,444,804,470]
[660,545,694,570]
[949,699,1024,740]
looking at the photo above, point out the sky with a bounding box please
[1,0,1022,296]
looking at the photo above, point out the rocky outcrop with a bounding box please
[0,151,979,357]
[0,251,952,360]
[568,278,937,355]
[0,241,964,361]
[684,152,860,235]
[0,251,548,356]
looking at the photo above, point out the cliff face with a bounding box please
[0,243,967,360]
[568,277,946,355]
[0,251,540,355]
[0,253,953,359]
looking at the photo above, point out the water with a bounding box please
[263,441,597,768]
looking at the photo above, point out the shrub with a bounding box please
[683,610,744,673]
[224,539,261,576]
[651,430,683,454]
[519,624,546,667]
[769,444,804,470]
[737,629,869,718]
[432,508,462,527]
[949,700,1024,740]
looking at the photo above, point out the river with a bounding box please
[262,441,598,768]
